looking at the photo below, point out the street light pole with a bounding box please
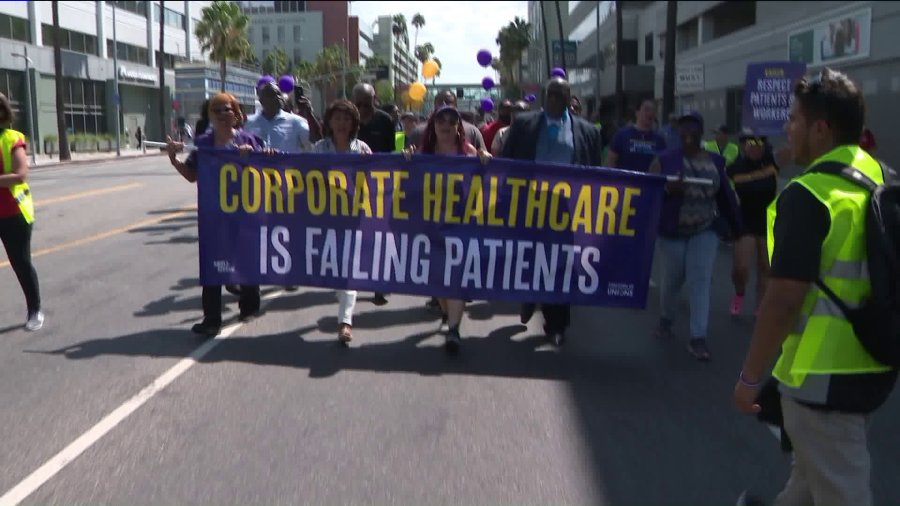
[11,46,36,166]
[112,3,121,156]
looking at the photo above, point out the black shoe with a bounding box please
[736,491,766,506]
[426,297,440,309]
[239,309,259,322]
[284,285,299,292]
[191,319,221,337]
[445,328,461,353]
[224,285,241,296]
[687,338,711,361]
[520,303,536,324]
[372,293,388,306]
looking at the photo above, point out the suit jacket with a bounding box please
[501,111,601,166]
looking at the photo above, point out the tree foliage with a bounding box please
[194,1,251,91]
[262,47,289,76]
[495,16,531,98]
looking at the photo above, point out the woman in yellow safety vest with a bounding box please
[0,93,42,331]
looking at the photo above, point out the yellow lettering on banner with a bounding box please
[619,187,640,237]
[571,185,593,233]
[506,178,527,227]
[220,163,239,212]
[596,186,620,235]
[463,175,485,225]
[306,170,326,215]
[444,173,463,224]
[487,176,504,226]
[525,180,549,229]
[352,171,373,217]
[285,169,304,213]
[370,171,391,218]
[393,171,409,220]
[241,166,262,213]
[327,170,350,216]
[262,168,284,213]
[549,182,571,231]
[423,173,443,222]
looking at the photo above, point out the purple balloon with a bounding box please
[480,97,494,113]
[550,67,567,79]
[476,49,492,67]
[525,94,537,103]
[482,76,495,91]
[277,75,295,93]
[257,75,275,89]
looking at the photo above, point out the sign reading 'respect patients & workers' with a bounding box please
[741,61,808,136]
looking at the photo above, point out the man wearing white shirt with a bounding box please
[244,81,311,153]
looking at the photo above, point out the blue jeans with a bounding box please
[657,229,719,339]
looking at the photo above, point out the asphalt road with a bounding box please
[0,156,897,505]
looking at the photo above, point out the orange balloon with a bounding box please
[422,59,440,79]
[408,81,427,101]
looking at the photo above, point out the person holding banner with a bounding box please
[727,128,779,317]
[502,76,602,346]
[415,104,491,352]
[166,93,264,337]
[312,99,373,344]
[649,111,741,360]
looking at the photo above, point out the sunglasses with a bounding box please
[435,113,459,124]
[744,139,764,147]
[212,107,234,115]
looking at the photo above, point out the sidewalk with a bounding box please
[31,147,166,169]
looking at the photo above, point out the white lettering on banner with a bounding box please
[301,228,607,296]
[118,66,157,85]
[260,226,291,274]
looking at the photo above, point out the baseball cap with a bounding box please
[713,124,731,134]
[434,104,461,118]
[678,111,704,131]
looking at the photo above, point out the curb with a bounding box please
[32,151,166,169]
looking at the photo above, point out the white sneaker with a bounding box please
[25,311,44,331]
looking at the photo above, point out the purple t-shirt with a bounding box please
[185,129,263,170]
[610,126,666,172]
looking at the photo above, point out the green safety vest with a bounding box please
[0,129,34,224]
[768,145,892,390]
[394,132,405,153]
[704,140,739,166]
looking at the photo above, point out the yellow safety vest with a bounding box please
[0,129,34,224]
[704,140,739,166]
[394,132,405,153]
[768,145,891,391]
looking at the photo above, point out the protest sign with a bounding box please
[741,61,807,136]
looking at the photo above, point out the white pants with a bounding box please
[337,290,357,326]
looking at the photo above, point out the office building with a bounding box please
[371,15,416,94]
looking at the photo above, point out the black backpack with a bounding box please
[811,160,900,367]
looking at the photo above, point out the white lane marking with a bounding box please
[0,290,285,506]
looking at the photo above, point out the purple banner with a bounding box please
[197,150,666,308]
[741,61,807,136]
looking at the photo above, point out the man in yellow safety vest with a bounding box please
[704,124,739,166]
[734,69,897,505]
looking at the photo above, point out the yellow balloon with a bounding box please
[422,59,440,79]
[408,81,427,101]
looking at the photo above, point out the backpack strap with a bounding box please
[810,160,879,192]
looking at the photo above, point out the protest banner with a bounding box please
[741,61,807,136]
[197,151,666,308]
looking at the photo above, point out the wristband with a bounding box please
[739,371,761,388]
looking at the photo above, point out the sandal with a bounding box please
[338,324,353,343]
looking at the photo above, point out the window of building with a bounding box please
[156,50,175,68]
[705,1,756,41]
[644,32,653,63]
[293,48,302,62]
[43,25,98,56]
[107,39,149,65]
[62,78,106,135]
[248,27,255,42]
[153,4,185,30]
[676,17,699,53]
[293,25,302,43]
[277,26,284,43]
[0,70,26,133]
[261,26,270,44]
[113,1,148,17]
[0,13,31,43]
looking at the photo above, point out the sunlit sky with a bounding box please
[350,1,529,84]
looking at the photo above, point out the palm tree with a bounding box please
[496,16,531,95]
[365,54,387,71]
[391,14,408,48]
[411,13,425,52]
[262,47,289,76]
[158,0,166,139]
[615,0,624,123]
[194,1,251,92]
[432,57,442,78]
[662,0,677,119]
[554,1,566,72]
[539,2,551,81]
[51,1,70,160]
[414,42,434,63]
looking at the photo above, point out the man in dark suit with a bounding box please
[502,76,602,346]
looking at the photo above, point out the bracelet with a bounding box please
[739,371,761,388]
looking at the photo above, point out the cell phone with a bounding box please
[294,86,305,102]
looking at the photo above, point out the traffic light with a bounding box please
[456,87,464,98]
